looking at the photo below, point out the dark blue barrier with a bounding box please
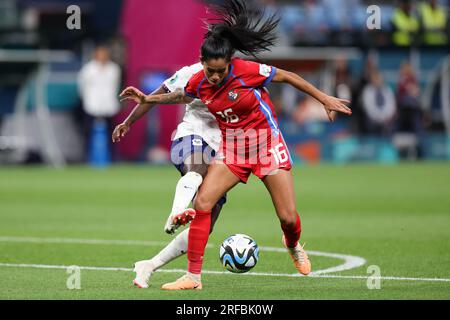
[88,119,111,168]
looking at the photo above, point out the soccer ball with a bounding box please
[219,234,259,273]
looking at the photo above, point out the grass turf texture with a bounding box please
[0,163,449,299]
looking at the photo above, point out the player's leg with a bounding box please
[133,136,207,288]
[210,195,226,232]
[262,169,311,275]
[175,152,227,233]
[134,193,227,288]
[134,138,226,288]
[164,135,219,233]
[162,161,242,290]
[163,152,206,234]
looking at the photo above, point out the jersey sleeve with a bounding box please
[184,74,201,99]
[237,59,277,88]
[163,66,194,93]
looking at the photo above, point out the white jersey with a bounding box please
[163,63,221,151]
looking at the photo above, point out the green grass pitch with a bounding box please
[0,163,449,300]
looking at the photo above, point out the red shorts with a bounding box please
[217,132,293,183]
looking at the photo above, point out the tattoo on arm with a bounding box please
[124,85,167,126]
[124,104,151,126]
[124,86,192,126]
[145,89,191,104]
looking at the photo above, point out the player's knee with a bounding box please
[192,166,208,179]
[182,171,203,186]
[194,193,214,211]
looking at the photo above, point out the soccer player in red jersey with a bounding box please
[120,0,352,290]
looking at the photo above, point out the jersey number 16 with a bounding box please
[216,108,239,124]
[269,143,289,165]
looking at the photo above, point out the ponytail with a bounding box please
[201,0,280,62]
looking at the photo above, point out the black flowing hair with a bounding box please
[201,0,280,62]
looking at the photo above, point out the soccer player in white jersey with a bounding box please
[112,63,226,288]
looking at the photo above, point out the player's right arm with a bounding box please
[119,86,193,105]
[113,85,168,143]
[114,66,201,142]
[114,88,194,142]
[118,65,200,107]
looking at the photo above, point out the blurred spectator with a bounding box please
[333,57,353,102]
[418,0,448,46]
[333,57,354,127]
[396,62,424,138]
[77,45,121,161]
[353,56,379,134]
[280,72,321,119]
[361,72,397,137]
[391,0,419,46]
[359,56,378,90]
[78,45,121,118]
[293,95,329,124]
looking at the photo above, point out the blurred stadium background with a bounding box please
[0,0,448,167]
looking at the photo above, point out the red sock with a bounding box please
[187,209,211,275]
[281,214,301,248]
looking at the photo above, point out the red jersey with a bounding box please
[184,58,279,137]
[185,58,292,183]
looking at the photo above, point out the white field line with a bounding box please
[0,236,365,275]
[0,263,449,283]
[259,246,367,275]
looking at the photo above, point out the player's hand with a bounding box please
[326,110,338,122]
[119,86,147,104]
[112,123,130,143]
[321,96,352,122]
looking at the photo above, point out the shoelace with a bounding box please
[178,275,201,284]
[291,243,308,264]
[177,275,189,282]
[180,275,195,281]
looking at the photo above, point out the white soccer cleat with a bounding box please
[132,260,155,288]
[164,208,196,234]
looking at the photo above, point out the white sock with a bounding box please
[170,172,203,215]
[150,229,189,270]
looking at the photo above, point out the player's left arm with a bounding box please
[272,68,352,122]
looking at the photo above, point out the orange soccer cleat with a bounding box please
[282,235,312,275]
[161,274,202,291]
